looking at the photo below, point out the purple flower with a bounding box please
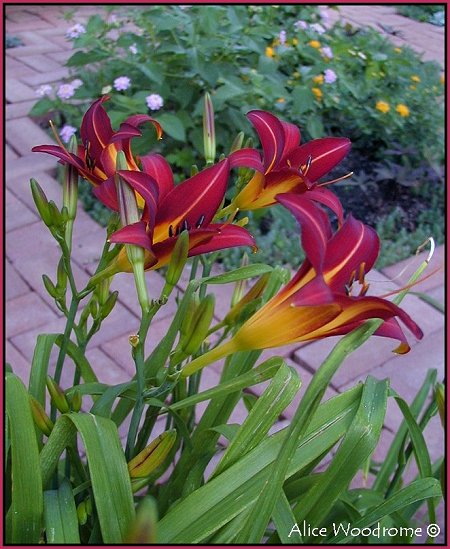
[57,83,76,100]
[129,43,138,55]
[321,46,333,59]
[279,30,287,45]
[113,76,131,91]
[71,79,83,89]
[36,84,52,97]
[66,23,86,39]
[294,20,308,30]
[146,94,164,111]
[324,69,337,84]
[310,23,326,35]
[59,125,77,143]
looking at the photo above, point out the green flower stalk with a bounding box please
[203,92,216,165]
[63,135,79,252]
[115,151,150,313]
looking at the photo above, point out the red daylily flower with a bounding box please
[32,96,162,195]
[228,110,351,222]
[181,195,422,377]
[99,158,256,273]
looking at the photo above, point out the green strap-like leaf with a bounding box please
[5,373,44,543]
[198,264,273,286]
[328,478,442,543]
[44,481,80,543]
[40,413,135,543]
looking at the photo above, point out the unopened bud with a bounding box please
[128,431,177,479]
[166,230,189,288]
[203,92,216,164]
[46,376,70,414]
[89,297,98,319]
[225,273,270,325]
[56,257,67,293]
[95,278,111,305]
[190,164,199,177]
[231,254,250,307]
[29,395,54,436]
[30,179,52,226]
[42,274,59,299]
[48,201,63,227]
[181,294,215,355]
[435,383,445,428]
[70,389,82,412]
[179,293,200,339]
[229,131,245,154]
[125,497,158,543]
[100,290,118,319]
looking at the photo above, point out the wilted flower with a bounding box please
[129,43,138,55]
[320,46,333,59]
[57,83,76,100]
[396,104,410,117]
[376,101,390,113]
[36,84,52,97]
[279,30,287,45]
[324,69,337,84]
[310,23,326,35]
[66,23,86,39]
[59,125,77,143]
[146,94,164,111]
[294,20,308,30]
[114,76,131,91]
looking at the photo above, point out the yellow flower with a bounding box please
[394,47,402,53]
[376,101,390,113]
[272,38,280,46]
[395,104,410,117]
[410,85,417,90]
[276,97,285,103]
[312,87,323,100]
[440,74,445,85]
[292,38,298,46]
[265,46,275,58]
[313,75,324,84]
[308,40,321,49]
[293,71,301,79]
[411,75,421,83]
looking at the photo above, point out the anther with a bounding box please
[182,219,190,232]
[196,214,205,228]
[168,225,174,238]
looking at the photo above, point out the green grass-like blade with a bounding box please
[40,413,135,543]
[328,478,442,543]
[6,373,44,543]
[272,491,303,544]
[157,386,361,542]
[44,480,80,543]
[212,361,300,477]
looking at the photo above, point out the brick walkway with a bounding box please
[4,4,445,499]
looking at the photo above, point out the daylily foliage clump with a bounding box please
[6,96,443,545]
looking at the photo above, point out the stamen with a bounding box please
[416,236,435,264]
[49,120,70,155]
[182,219,190,232]
[304,154,313,174]
[168,225,174,238]
[175,225,181,236]
[358,263,366,285]
[317,171,354,187]
[196,214,205,228]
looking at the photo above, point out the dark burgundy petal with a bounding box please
[247,110,285,172]
[80,96,113,160]
[118,170,159,225]
[287,137,351,182]
[32,145,85,169]
[276,193,331,273]
[307,187,344,225]
[109,220,153,251]
[156,159,230,230]
[279,120,301,164]
[139,153,174,201]
[324,215,380,291]
[187,223,256,256]
[229,148,264,173]
[92,175,119,211]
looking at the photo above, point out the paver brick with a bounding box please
[19,54,62,73]
[6,188,37,232]
[7,170,60,211]
[21,68,69,87]
[5,145,18,160]
[6,117,55,157]
[6,260,30,300]
[5,100,38,121]
[5,341,31,384]
[6,44,63,58]
[6,153,56,179]
[48,50,74,64]
[6,291,59,338]
[85,347,131,385]
[5,78,38,102]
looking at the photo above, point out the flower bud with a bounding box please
[231,254,249,307]
[128,430,176,479]
[70,389,82,412]
[42,274,59,299]
[100,290,119,319]
[125,497,158,543]
[190,164,199,177]
[56,257,68,293]
[29,395,54,436]
[203,92,216,164]
[30,179,52,226]
[46,376,70,414]
[48,200,63,228]
[77,501,88,525]
[181,294,215,355]
[225,273,270,325]
[166,230,189,288]
[229,131,245,154]
[435,383,445,428]
[179,293,200,339]
[89,297,99,319]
